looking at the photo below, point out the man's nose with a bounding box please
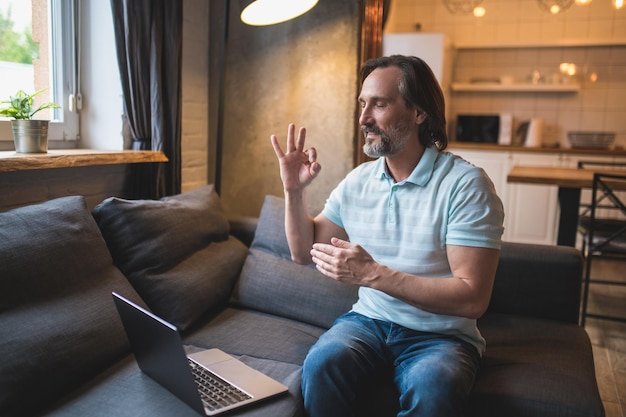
[359,107,373,126]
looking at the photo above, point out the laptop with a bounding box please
[112,292,288,416]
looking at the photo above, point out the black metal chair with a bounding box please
[578,170,626,326]
[577,161,626,227]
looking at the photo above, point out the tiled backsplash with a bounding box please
[385,0,626,148]
[386,0,626,42]
[451,45,625,147]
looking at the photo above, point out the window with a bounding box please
[0,0,79,149]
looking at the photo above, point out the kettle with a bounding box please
[516,118,544,147]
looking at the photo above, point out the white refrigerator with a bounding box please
[382,33,453,123]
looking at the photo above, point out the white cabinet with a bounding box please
[505,153,560,245]
[450,147,626,245]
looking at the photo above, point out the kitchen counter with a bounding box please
[449,143,626,246]
[507,165,626,246]
[448,142,626,156]
[507,165,626,189]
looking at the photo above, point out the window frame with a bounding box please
[0,0,79,148]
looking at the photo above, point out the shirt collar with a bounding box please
[376,146,438,186]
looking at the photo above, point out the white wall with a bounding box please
[79,0,124,150]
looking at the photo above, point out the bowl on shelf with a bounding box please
[567,131,615,150]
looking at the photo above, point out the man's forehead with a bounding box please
[359,67,402,100]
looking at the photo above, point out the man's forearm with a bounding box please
[284,190,315,264]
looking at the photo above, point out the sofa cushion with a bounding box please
[0,196,143,417]
[43,353,304,417]
[231,195,358,329]
[93,185,249,331]
[185,307,325,365]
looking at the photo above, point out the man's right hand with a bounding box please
[270,123,322,192]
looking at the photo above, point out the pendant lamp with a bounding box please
[240,0,319,26]
[537,0,574,14]
[443,0,484,14]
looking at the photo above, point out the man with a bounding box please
[270,55,504,417]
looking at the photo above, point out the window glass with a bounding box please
[0,0,78,148]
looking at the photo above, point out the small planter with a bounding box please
[11,120,49,153]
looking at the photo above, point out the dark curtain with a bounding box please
[110,0,182,198]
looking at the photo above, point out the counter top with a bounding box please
[448,142,626,156]
[508,165,597,188]
[0,149,168,172]
[508,165,626,189]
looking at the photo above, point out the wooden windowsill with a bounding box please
[0,149,168,172]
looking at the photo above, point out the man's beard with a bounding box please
[362,121,412,158]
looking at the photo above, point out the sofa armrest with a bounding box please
[488,242,583,324]
[228,215,258,248]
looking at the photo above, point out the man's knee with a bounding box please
[303,336,353,382]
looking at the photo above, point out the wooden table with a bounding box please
[507,165,626,247]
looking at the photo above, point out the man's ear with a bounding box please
[416,111,427,125]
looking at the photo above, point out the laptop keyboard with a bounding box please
[188,359,252,411]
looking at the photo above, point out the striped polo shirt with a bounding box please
[321,146,504,353]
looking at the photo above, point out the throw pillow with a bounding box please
[92,185,248,331]
[0,196,143,417]
[231,195,358,329]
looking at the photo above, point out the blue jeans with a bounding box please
[301,312,481,417]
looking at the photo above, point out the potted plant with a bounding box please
[0,89,61,153]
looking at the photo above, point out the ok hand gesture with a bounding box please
[270,124,321,192]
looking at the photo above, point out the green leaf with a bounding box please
[0,88,61,120]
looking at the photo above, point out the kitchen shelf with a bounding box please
[453,38,626,49]
[451,82,581,93]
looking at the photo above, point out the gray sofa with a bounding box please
[0,185,604,417]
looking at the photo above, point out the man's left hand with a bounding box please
[310,238,379,286]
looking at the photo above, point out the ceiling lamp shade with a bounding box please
[240,0,319,26]
[537,0,574,13]
[443,0,484,15]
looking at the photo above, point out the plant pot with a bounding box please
[11,119,49,153]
